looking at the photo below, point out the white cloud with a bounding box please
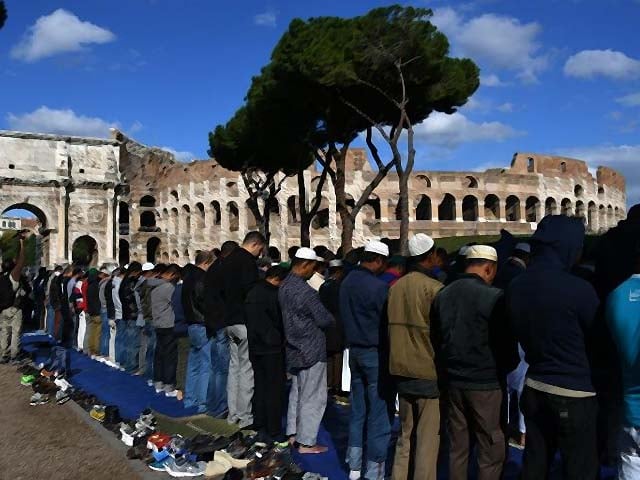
[564,50,640,80]
[497,102,514,113]
[414,111,523,148]
[481,74,509,87]
[128,121,144,134]
[432,7,548,83]
[161,147,196,162]
[616,92,640,107]
[6,106,117,137]
[11,9,115,62]
[253,11,277,28]
[555,144,640,204]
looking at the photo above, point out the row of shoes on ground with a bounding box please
[17,362,74,406]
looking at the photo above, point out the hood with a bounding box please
[531,215,585,270]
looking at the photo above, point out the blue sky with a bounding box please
[1,0,639,205]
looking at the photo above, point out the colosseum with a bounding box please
[0,129,627,267]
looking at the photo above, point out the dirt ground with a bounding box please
[0,364,145,480]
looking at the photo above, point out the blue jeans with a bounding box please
[46,305,55,337]
[184,325,212,412]
[99,312,110,356]
[115,319,127,366]
[122,319,140,372]
[347,347,394,479]
[207,329,230,417]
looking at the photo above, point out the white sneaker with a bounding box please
[165,389,179,398]
[349,471,361,480]
[147,379,154,387]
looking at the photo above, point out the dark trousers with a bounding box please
[520,386,598,480]
[447,387,506,480]
[154,328,178,388]
[327,351,343,392]
[250,351,285,438]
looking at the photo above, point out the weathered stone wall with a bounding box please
[0,129,628,267]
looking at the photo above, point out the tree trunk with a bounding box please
[333,146,353,253]
[297,170,311,247]
[398,170,409,255]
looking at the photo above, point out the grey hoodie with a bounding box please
[146,277,176,329]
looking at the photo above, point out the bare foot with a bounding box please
[176,390,184,401]
[298,444,328,454]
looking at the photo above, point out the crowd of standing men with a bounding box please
[0,204,639,480]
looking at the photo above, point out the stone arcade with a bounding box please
[0,129,627,266]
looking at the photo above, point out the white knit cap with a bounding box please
[364,240,389,257]
[515,242,531,253]
[329,259,343,268]
[459,245,470,256]
[142,262,154,271]
[466,245,498,262]
[295,247,323,262]
[408,233,435,257]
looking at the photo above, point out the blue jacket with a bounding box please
[507,215,599,393]
[340,267,389,348]
[606,274,640,427]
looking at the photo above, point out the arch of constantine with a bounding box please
[0,129,627,266]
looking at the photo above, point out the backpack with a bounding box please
[0,273,17,311]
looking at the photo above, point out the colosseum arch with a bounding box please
[575,200,586,220]
[415,174,432,189]
[182,205,191,237]
[415,195,432,220]
[545,197,557,216]
[484,195,500,221]
[388,196,401,221]
[462,195,479,221]
[505,196,521,221]
[311,196,330,231]
[147,237,160,263]
[194,202,205,241]
[118,201,130,235]
[574,185,584,198]
[561,198,573,216]
[140,195,156,207]
[525,196,541,222]
[170,208,179,236]
[140,210,156,231]
[210,201,221,227]
[170,190,179,202]
[227,202,239,232]
[465,176,479,189]
[245,200,258,230]
[438,194,456,221]
[119,239,130,265]
[287,196,299,224]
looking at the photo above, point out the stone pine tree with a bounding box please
[0,1,7,30]
[271,6,479,253]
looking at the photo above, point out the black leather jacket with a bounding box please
[182,264,207,329]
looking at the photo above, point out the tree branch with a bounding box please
[365,126,385,170]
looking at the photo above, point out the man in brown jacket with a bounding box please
[388,234,444,480]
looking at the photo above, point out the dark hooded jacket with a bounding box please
[119,275,140,320]
[507,215,599,392]
[245,280,284,355]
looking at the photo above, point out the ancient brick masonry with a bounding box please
[0,129,627,266]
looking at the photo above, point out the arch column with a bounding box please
[278,198,288,252]
[499,201,507,222]
[455,199,464,222]
[106,192,115,263]
[519,202,527,223]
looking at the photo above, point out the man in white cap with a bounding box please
[432,245,519,480]
[279,247,334,454]
[388,233,443,480]
[339,240,391,480]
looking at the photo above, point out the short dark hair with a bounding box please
[288,246,300,260]
[344,247,363,266]
[291,257,315,268]
[436,247,448,261]
[268,246,281,263]
[265,265,288,281]
[257,257,273,269]
[153,264,168,275]
[360,251,386,264]
[243,231,266,246]
[54,265,63,272]
[220,241,239,258]
[413,246,436,264]
[195,250,214,266]
[164,264,182,279]
[127,261,142,273]
[72,267,83,276]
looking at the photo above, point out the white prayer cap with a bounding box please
[295,247,323,262]
[364,240,389,257]
[142,262,155,271]
[408,233,435,257]
[459,245,470,256]
[329,259,344,268]
[124,263,130,269]
[515,242,531,253]
[466,245,498,262]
